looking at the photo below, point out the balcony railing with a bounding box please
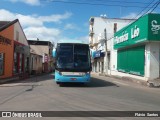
[89,31,94,36]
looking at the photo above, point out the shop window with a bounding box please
[0,53,4,76]
[21,54,24,73]
[19,54,22,73]
[114,23,117,33]
[14,52,18,74]
[25,57,29,73]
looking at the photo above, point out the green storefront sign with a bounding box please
[114,13,160,49]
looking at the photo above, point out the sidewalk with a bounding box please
[0,76,20,84]
[0,72,51,85]
[91,72,160,88]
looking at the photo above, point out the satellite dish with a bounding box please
[104,14,107,18]
[100,14,103,17]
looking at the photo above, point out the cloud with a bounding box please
[16,14,43,27]
[122,13,139,19]
[0,9,43,27]
[38,12,72,23]
[0,9,16,20]
[24,26,60,41]
[122,12,159,20]
[9,0,40,6]
[0,9,72,42]
[0,9,72,27]
[64,23,79,30]
[77,36,89,44]
[0,9,87,44]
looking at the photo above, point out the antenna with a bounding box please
[100,14,107,18]
[104,14,107,18]
[100,14,103,18]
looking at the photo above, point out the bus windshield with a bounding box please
[56,43,91,72]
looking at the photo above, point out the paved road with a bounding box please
[0,73,160,120]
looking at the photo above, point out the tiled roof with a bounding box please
[0,19,18,32]
[0,21,10,28]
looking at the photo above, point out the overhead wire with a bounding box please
[86,0,158,5]
[41,0,159,9]
[130,0,157,19]
[95,0,160,57]
[40,0,160,44]
[92,0,160,49]
[105,0,160,43]
[149,0,160,12]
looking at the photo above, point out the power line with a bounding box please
[149,0,160,12]
[41,0,158,9]
[101,0,160,43]
[130,0,157,19]
[87,0,158,5]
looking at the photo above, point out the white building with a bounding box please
[89,16,135,74]
[113,13,160,81]
[90,13,160,82]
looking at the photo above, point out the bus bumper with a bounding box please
[55,71,91,83]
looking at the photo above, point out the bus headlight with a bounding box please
[85,72,90,75]
[58,71,62,75]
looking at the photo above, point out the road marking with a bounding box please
[112,81,129,86]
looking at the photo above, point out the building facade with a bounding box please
[113,13,160,81]
[89,16,135,74]
[28,40,54,74]
[0,19,30,79]
[30,46,43,75]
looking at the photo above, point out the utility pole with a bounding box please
[104,28,108,75]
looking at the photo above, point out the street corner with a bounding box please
[147,80,160,88]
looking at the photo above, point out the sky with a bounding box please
[0,0,160,45]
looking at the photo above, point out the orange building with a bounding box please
[0,19,29,80]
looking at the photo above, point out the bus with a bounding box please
[53,42,92,86]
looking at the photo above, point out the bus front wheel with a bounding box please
[56,82,60,84]
[59,83,64,87]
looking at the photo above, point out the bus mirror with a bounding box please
[52,49,56,58]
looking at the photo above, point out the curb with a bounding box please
[91,73,160,88]
[0,73,51,85]
[147,81,160,88]
[0,77,20,84]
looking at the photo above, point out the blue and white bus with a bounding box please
[53,42,92,86]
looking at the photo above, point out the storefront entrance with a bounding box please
[13,52,24,74]
[117,45,145,76]
[0,53,4,76]
[14,42,30,77]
